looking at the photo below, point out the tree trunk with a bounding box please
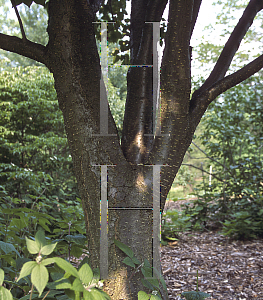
[45,1,194,298]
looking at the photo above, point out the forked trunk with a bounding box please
[46,0,192,299]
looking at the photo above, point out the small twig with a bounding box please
[182,163,224,182]
[31,188,47,210]
[191,142,232,175]
[10,0,27,41]
[42,290,50,300]
[29,284,34,300]
[68,221,72,260]
[196,270,198,292]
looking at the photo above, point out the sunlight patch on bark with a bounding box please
[103,267,130,299]
[136,172,148,193]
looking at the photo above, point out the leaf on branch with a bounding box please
[114,239,134,258]
[122,257,135,268]
[25,236,40,254]
[16,261,37,282]
[78,263,93,285]
[31,264,49,297]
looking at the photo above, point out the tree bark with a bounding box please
[46,1,166,298]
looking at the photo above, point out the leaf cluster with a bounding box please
[0,230,109,300]
[180,74,263,240]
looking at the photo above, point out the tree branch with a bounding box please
[190,53,263,121]
[146,0,168,21]
[182,163,224,182]
[191,142,227,170]
[194,0,263,98]
[10,0,27,41]
[190,0,202,38]
[121,0,168,164]
[147,0,193,165]
[0,33,48,66]
[210,53,263,97]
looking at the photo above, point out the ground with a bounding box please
[161,201,263,300]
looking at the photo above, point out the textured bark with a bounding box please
[1,0,263,299]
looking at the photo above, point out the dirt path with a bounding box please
[161,231,263,299]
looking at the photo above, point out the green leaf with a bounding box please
[141,278,156,291]
[41,258,56,266]
[78,256,90,271]
[153,267,168,294]
[131,256,141,265]
[53,257,79,278]
[143,259,151,268]
[83,288,109,300]
[0,269,4,286]
[72,278,85,292]
[122,257,135,268]
[31,264,49,297]
[26,237,40,254]
[92,268,100,280]
[65,235,87,246]
[78,263,93,285]
[71,244,84,258]
[48,278,72,290]
[0,241,21,257]
[114,239,134,258]
[40,243,57,255]
[35,229,46,249]
[138,291,150,300]
[17,261,37,282]
[141,266,153,279]
[0,286,13,300]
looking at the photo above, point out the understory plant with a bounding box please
[161,209,192,245]
[0,228,211,300]
[179,76,263,240]
[180,271,211,300]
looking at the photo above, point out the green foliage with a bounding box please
[95,2,167,64]
[107,58,128,139]
[161,210,191,245]
[181,74,263,239]
[2,231,212,300]
[179,271,211,300]
[0,67,86,262]
[114,239,168,300]
[0,230,109,300]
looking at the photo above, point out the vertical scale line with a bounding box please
[100,165,108,279]
[145,22,169,137]
[152,22,160,136]
[92,22,116,136]
[152,165,161,277]
[100,22,108,135]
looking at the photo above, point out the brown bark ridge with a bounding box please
[0,0,263,299]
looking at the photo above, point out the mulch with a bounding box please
[161,200,263,300]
